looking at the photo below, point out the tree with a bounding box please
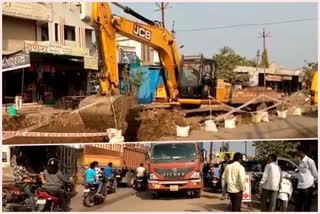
[214,46,257,85]
[253,141,300,160]
[259,48,269,68]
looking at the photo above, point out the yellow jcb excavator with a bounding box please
[78,2,280,132]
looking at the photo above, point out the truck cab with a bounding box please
[147,143,204,198]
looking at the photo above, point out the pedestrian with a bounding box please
[259,154,282,211]
[221,152,246,212]
[202,162,211,187]
[295,145,318,212]
[220,153,232,200]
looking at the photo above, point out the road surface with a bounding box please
[158,113,318,141]
[71,188,318,212]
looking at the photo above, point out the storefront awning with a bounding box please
[2,51,30,72]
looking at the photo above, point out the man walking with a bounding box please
[222,153,246,212]
[295,145,318,211]
[220,153,232,199]
[260,154,282,211]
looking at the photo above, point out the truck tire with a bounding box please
[127,172,135,187]
[193,190,201,198]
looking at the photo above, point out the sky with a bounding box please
[202,141,255,157]
[111,2,318,69]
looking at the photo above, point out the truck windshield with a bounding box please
[150,143,197,163]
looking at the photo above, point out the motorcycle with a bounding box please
[106,176,117,193]
[35,180,74,212]
[251,172,263,199]
[83,175,107,207]
[211,177,221,193]
[134,175,147,192]
[2,176,42,212]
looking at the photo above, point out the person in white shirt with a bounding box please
[259,154,281,211]
[136,163,146,178]
[222,153,246,212]
[295,145,318,211]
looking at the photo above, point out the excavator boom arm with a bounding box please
[91,2,181,101]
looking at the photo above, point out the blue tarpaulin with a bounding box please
[120,66,163,104]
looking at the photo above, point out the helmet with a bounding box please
[47,158,59,167]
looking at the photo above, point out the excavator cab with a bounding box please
[178,55,217,99]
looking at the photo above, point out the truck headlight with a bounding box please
[191,172,201,179]
[149,173,158,180]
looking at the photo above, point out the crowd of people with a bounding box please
[202,145,318,212]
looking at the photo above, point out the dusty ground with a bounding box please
[2,96,317,144]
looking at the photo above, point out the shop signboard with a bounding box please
[2,2,52,22]
[2,51,30,72]
[84,56,98,70]
[265,74,282,82]
[282,75,293,81]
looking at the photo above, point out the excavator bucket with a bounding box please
[77,95,135,133]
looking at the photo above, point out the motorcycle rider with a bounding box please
[42,158,73,212]
[135,163,147,188]
[85,162,104,197]
[13,156,37,211]
[104,162,117,190]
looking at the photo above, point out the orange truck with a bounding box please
[83,144,148,186]
[147,142,204,198]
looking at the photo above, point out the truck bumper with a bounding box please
[148,179,202,192]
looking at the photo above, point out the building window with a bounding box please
[55,23,59,42]
[64,25,76,41]
[41,23,49,41]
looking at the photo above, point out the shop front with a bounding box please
[2,41,98,106]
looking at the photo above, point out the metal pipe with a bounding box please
[111,2,155,26]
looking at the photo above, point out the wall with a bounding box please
[2,16,36,51]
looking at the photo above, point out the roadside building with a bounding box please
[234,63,303,95]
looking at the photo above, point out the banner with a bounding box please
[2,51,30,72]
[242,174,252,202]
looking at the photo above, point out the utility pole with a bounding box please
[171,20,176,37]
[256,49,260,68]
[155,2,170,28]
[258,28,271,51]
[258,28,271,89]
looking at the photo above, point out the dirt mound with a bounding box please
[136,109,203,141]
[2,114,53,131]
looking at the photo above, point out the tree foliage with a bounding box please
[259,48,270,68]
[214,46,257,85]
[253,141,300,160]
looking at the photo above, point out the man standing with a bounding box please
[222,153,246,212]
[295,145,318,211]
[260,154,282,211]
[220,153,232,199]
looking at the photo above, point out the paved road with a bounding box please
[70,186,135,212]
[71,188,318,212]
[159,113,318,141]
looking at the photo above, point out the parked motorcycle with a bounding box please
[83,175,107,207]
[35,179,74,212]
[2,176,42,212]
[251,172,263,199]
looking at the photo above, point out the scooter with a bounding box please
[211,177,221,193]
[83,175,107,207]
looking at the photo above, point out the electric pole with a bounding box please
[258,28,271,89]
[155,2,170,28]
[171,20,176,37]
[258,28,271,51]
[256,49,260,68]
[209,142,213,163]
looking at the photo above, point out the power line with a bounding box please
[176,17,318,32]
